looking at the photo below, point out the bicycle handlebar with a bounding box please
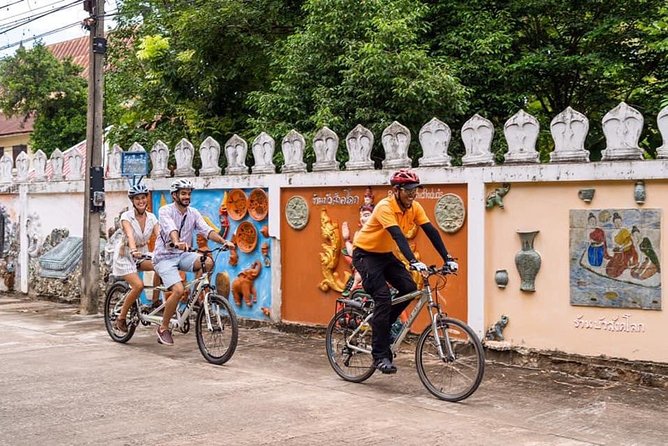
[409,264,456,275]
[168,242,230,253]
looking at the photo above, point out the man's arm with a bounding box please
[207,229,235,249]
[421,222,450,263]
[386,226,417,263]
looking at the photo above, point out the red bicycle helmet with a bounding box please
[389,169,421,189]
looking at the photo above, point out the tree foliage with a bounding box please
[106,0,302,154]
[248,0,468,167]
[0,43,87,156]
[429,0,668,160]
[106,0,668,164]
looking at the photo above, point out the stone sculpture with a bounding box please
[656,105,668,159]
[281,130,307,173]
[312,126,339,171]
[15,151,29,182]
[601,102,644,160]
[50,149,64,181]
[107,144,123,178]
[174,139,196,176]
[32,150,47,182]
[0,154,12,183]
[461,114,495,166]
[150,140,170,177]
[251,132,276,174]
[225,134,249,175]
[504,110,540,164]
[199,136,222,176]
[418,117,452,167]
[550,106,590,163]
[381,121,411,169]
[345,125,374,170]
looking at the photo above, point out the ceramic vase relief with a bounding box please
[515,231,541,292]
[495,270,509,288]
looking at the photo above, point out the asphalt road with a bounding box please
[0,296,666,446]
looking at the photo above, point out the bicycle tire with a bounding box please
[103,282,137,343]
[325,307,375,383]
[415,317,485,402]
[195,293,238,365]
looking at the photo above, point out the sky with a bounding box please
[0,0,118,58]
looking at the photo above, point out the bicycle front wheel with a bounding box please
[416,317,485,402]
[325,307,375,383]
[103,282,136,343]
[195,293,238,365]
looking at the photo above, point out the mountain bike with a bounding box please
[325,265,485,402]
[103,246,238,365]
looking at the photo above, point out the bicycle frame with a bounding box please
[127,249,223,331]
[344,273,453,360]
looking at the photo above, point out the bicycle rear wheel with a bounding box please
[195,293,238,365]
[103,282,137,343]
[325,307,375,383]
[416,317,485,402]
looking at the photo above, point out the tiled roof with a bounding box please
[47,35,90,78]
[0,113,34,137]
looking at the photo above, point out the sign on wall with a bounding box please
[569,209,661,310]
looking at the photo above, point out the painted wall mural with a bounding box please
[0,204,18,292]
[152,188,272,321]
[569,209,661,310]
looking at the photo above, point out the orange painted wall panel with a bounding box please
[281,184,468,326]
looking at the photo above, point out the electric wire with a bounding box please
[0,9,118,52]
[0,0,81,35]
[0,0,25,11]
[0,0,72,25]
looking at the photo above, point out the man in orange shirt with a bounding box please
[352,169,458,374]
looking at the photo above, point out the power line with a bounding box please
[0,20,81,52]
[0,8,118,53]
[0,0,25,10]
[0,0,81,35]
[0,0,71,25]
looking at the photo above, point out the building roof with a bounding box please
[0,36,89,138]
[47,35,90,79]
[0,113,34,138]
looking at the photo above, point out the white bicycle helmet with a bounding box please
[170,178,194,193]
[128,182,149,197]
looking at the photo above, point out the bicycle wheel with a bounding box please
[415,317,485,402]
[325,307,375,383]
[103,282,137,343]
[195,293,238,365]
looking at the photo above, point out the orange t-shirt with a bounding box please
[353,195,429,253]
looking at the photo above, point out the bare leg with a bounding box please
[119,273,144,321]
[161,282,185,331]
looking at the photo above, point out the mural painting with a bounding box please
[0,204,18,292]
[280,185,467,326]
[152,188,271,321]
[569,209,661,310]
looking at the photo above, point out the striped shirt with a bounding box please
[153,203,213,264]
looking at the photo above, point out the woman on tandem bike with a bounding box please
[111,181,160,333]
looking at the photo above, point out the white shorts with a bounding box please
[153,252,200,289]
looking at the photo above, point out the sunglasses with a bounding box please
[400,188,418,197]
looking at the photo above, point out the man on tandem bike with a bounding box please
[153,179,235,346]
[351,169,458,374]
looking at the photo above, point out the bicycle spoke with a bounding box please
[416,318,484,402]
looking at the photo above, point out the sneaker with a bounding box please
[374,357,397,374]
[156,327,174,346]
[114,317,128,333]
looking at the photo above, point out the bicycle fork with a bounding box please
[426,289,456,363]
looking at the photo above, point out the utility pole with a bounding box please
[81,0,106,314]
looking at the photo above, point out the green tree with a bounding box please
[106,0,302,157]
[0,43,87,156]
[429,0,668,161]
[247,0,468,168]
